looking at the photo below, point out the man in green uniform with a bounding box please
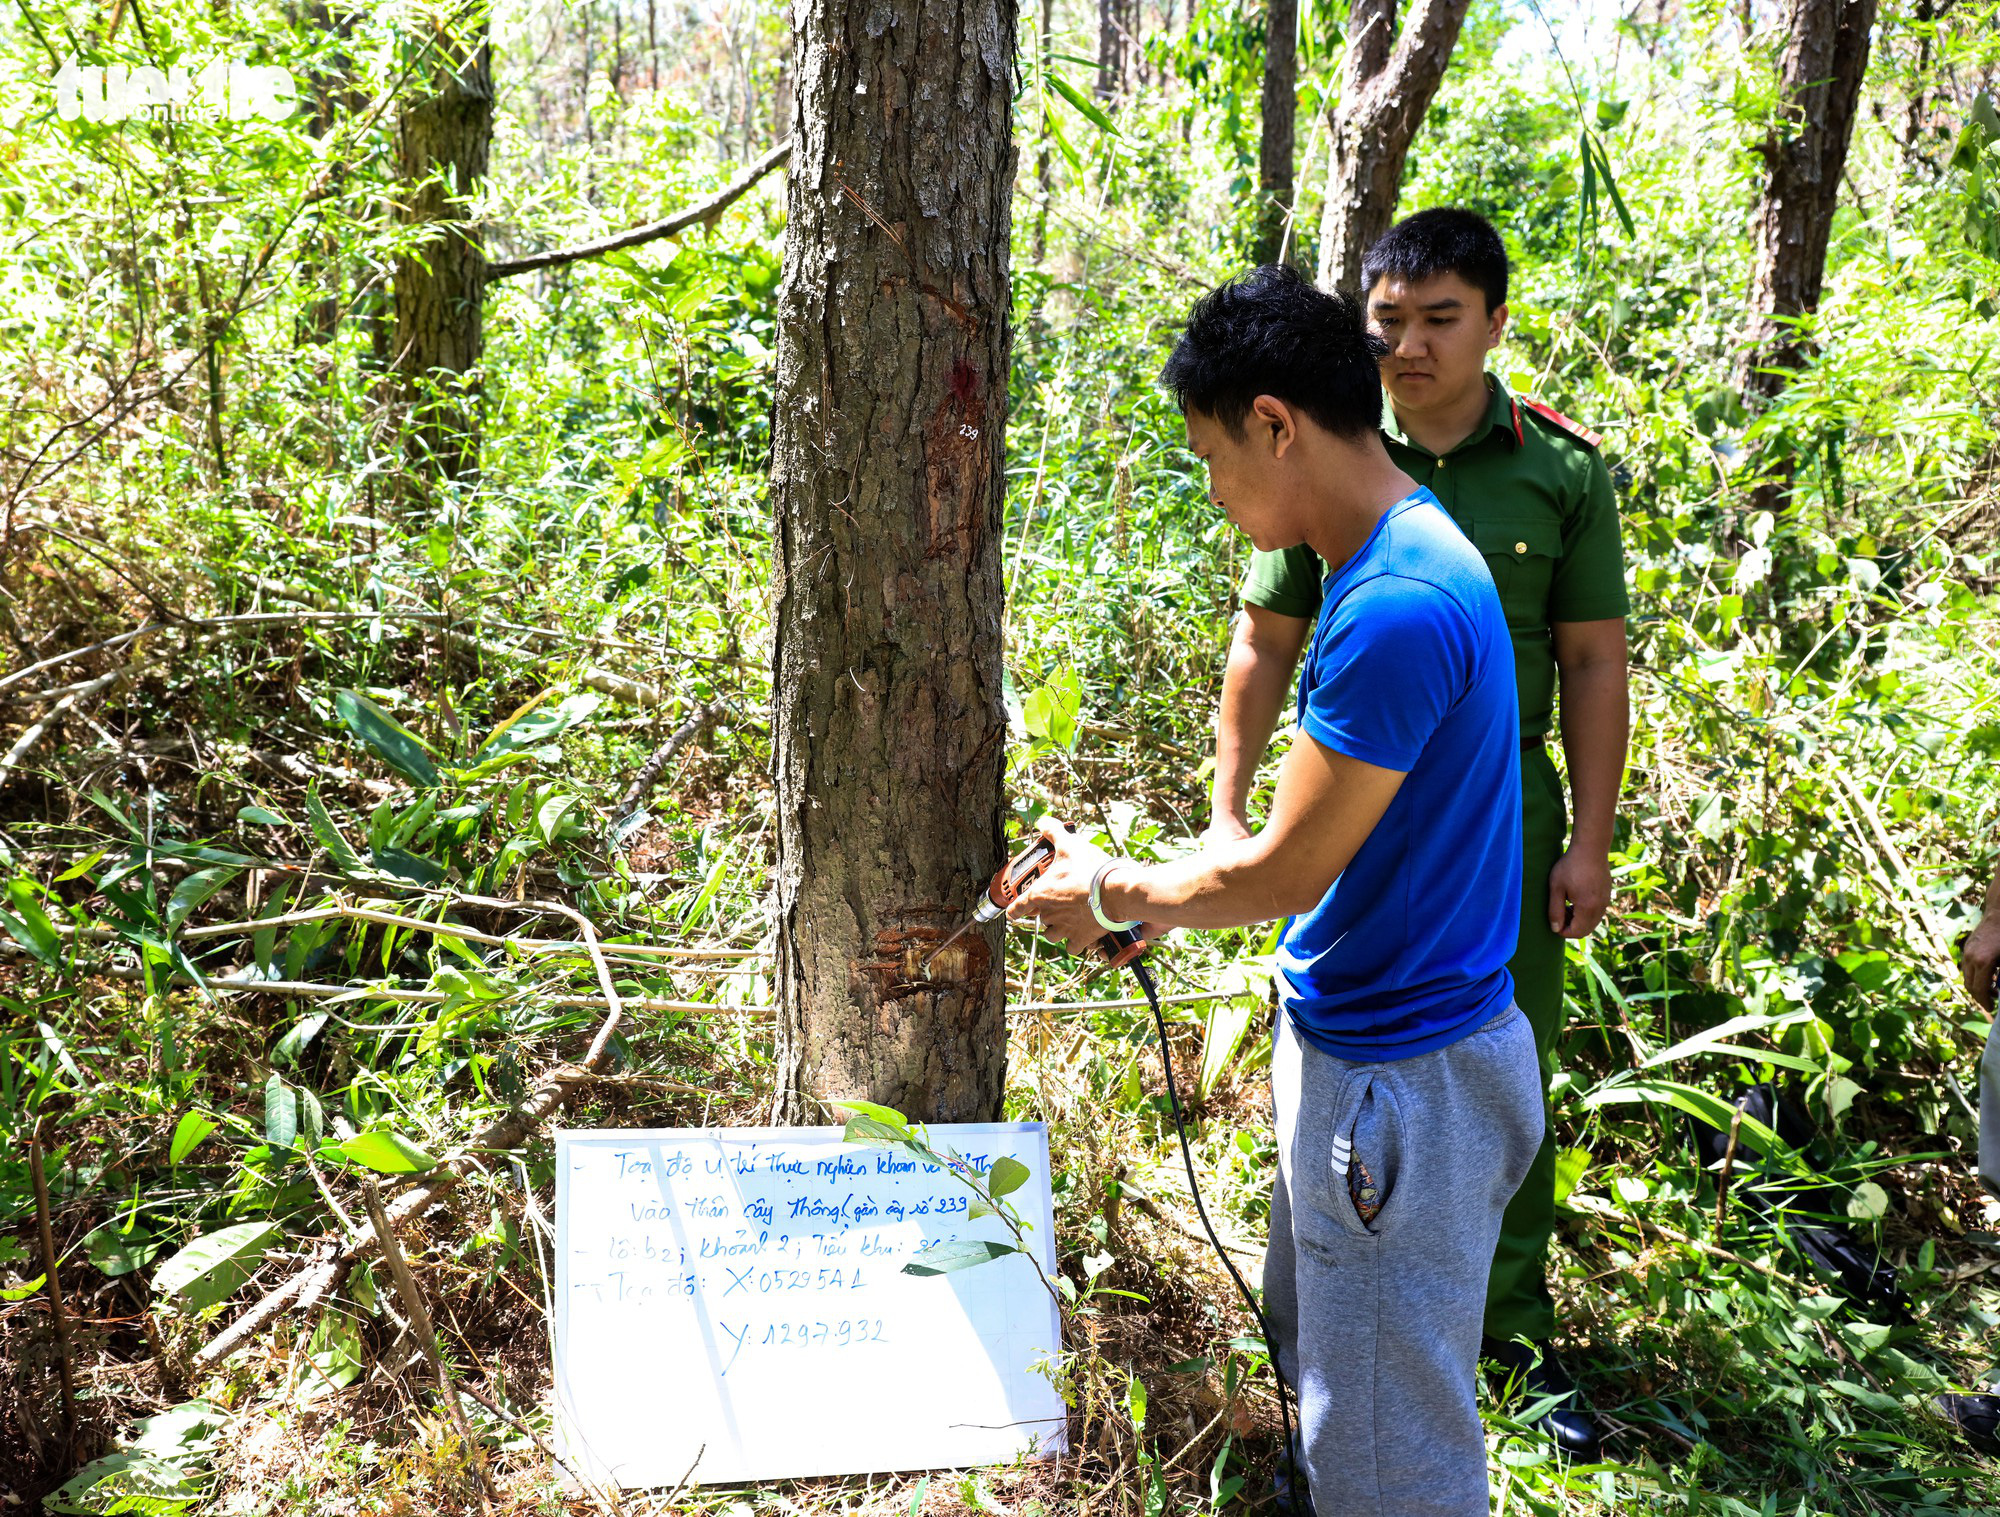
[1207,209,1629,1459]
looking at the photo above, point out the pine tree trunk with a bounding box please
[770,0,1015,1125]
[1740,0,1877,403]
[1313,0,1469,293]
[1253,0,1298,265]
[394,14,493,483]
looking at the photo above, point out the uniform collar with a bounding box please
[1381,373,1523,457]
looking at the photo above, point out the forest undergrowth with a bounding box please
[6,0,2000,1514]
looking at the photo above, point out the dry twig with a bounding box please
[356,1175,495,1515]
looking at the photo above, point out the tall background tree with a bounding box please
[1314,0,1470,291]
[394,6,494,483]
[769,0,1016,1124]
[1253,0,1297,264]
[1740,0,1880,405]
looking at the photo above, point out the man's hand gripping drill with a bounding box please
[925,822,1150,976]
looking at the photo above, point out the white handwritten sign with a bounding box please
[552,1124,1067,1486]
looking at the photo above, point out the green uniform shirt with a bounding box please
[1239,375,1630,741]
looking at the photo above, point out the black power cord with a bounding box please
[1127,957,1300,1488]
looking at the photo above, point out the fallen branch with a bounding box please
[1080,720,1195,762]
[454,1380,623,1513]
[175,898,766,966]
[0,668,125,788]
[198,1033,641,1367]
[1827,770,1962,980]
[614,700,723,819]
[487,139,791,281]
[0,944,756,1015]
[241,575,679,707]
[357,1174,496,1514]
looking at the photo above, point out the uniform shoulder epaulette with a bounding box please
[1518,397,1603,450]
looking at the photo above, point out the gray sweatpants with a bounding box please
[1264,1004,1543,1517]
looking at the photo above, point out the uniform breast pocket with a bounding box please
[1471,518,1562,621]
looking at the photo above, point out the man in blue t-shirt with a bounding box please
[1015,265,1542,1517]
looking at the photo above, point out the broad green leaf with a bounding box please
[299,1308,365,1399]
[85,1221,160,1279]
[2,879,62,969]
[1126,1373,1147,1430]
[902,1239,1019,1276]
[299,1088,325,1148]
[125,1401,225,1460]
[843,1115,913,1147]
[367,843,448,885]
[471,692,603,767]
[169,1111,219,1165]
[986,1155,1030,1198]
[54,848,107,883]
[270,1013,328,1067]
[335,1130,437,1174]
[0,1274,47,1301]
[1846,1181,1890,1221]
[1047,73,1118,136]
[305,786,365,874]
[1552,1147,1591,1206]
[1580,1079,1807,1176]
[167,867,239,931]
[237,805,289,827]
[333,688,439,787]
[836,1099,915,1137]
[264,1074,297,1152]
[534,791,580,843]
[152,1221,277,1306]
[1021,669,1082,751]
[44,1451,201,1515]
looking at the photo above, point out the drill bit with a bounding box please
[923,899,1000,974]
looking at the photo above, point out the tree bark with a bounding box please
[770,0,1015,1124]
[1739,0,1878,403]
[394,10,494,483]
[1313,0,1470,293]
[1253,0,1298,265]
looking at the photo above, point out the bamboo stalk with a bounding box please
[29,1130,78,1457]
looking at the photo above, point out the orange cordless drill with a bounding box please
[925,832,1149,974]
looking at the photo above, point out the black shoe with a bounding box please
[1483,1337,1604,1461]
[1935,1393,2000,1455]
[1271,1430,1314,1517]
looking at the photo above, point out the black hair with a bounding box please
[1159,264,1388,440]
[1361,207,1509,313]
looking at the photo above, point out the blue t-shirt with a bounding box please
[1277,488,1522,1061]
